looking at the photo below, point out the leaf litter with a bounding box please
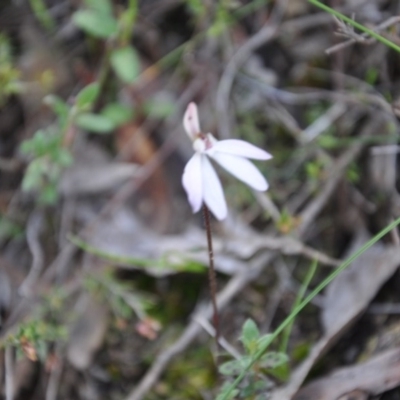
[1,0,400,399]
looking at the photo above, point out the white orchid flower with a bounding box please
[182,102,272,220]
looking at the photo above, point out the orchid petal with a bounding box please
[210,152,269,191]
[182,153,203,213]
[202,156,227,220]
[183,102,200,139]
[209,139,272,160]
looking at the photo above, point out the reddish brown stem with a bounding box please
[202,204,220,352]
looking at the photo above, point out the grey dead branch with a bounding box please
[86,207,339,277]
[60,163,139,196]
[294,348,400,400]
[60,139,140,196]
[67,295,109,370]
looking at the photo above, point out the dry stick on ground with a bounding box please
[295,115,385,237]
[254,191,281,222]
[300,102,347,143]
[194,316,242,359]
[240,74,393,113]
[368,303,400,314]
[225,234,341,267]
[216,0,287,140]
[18,210,45,297]
[326,16,400,55]
[280,3,370,37]
[215,0,369,139]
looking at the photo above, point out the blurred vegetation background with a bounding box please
[1,0,400,399]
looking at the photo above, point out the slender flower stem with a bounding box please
[202,204,220,352]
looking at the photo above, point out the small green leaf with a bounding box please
[75,83,100,110]
[242,378,273,397]
[216,382,240,400]
[101,103,133,126]
[0,217,22,240]
[29,0,55,30]
[270,362,290,382]
[110,46,140,83]
[256,333,274,351]
[259,352,288,369]
[44,95,68,118]
[43,95,69,129]
[216,388,239,400]
[219,357,251,376]
[40,184,58,205]
[75,113,115,133]
[22,159,46,191]
[84,0,113,16]
[73,10,118,39]
[144,99,175,118]
[241,319,260,351]
[53,148,73,167]
[318,134,339,149]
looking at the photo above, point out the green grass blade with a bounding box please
[308,0,400,53]
[280,259,318,354]
[218,216,400,399]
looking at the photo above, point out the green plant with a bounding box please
[305,159,327,182]
[19,81,135,204]
[217,319,288,400]
[217,216,400,399]
[72,0,140,84]
[29,0,55,30]
[69,234,205,273]
[0,34,21,106]
[276,209,300,234]
[20,127,73,204]
[0,216,23,241]
[5,319,66,362]
[3,289,68,362]
[19,0,144,205]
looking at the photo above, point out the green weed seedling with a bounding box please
[20,127,73,204]
[20,0,145,204]
[20,81,134,204]
[3,289,68,362]
[217,319,288,400]
[72,0,140,84]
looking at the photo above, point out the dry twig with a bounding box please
[19,210,45,297]
[216,0,287,139]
